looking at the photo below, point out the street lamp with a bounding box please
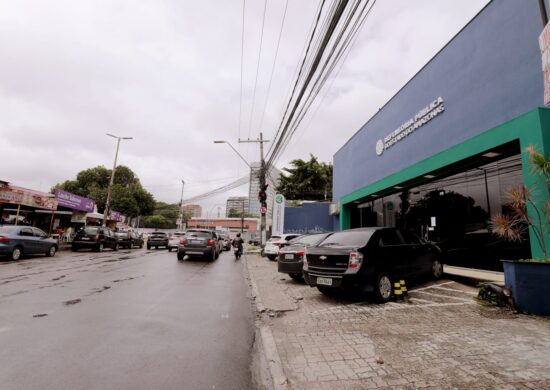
[178,180,185,231]
[213,140,251,168]
[103,133,133,227]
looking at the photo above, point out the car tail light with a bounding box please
[207,239,215,246]
[295,251,304,257]
[179,238,187,245]
[95,234,100,241]
[347,251,364,273]
[273,242,281,247]
[0,236,10,244]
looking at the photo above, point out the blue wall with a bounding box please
[334,1,544,201]
[284,203,333,234]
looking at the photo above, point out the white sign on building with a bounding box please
[272,194,285,236]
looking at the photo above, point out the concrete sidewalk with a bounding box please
[246,254,550,389]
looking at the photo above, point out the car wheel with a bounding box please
[210,250,216,262]
[139,243,143,249]
[46,245,57,257]
[11,246,22,261]
[267,255,276,261]
[71,246,78,252]
[215,250,219,259]
[432,260,443,279]
[288,273,303,281]
[147,245,151,250]
[97,243,104,252]
[168,247,172,252]
[177,252,184,261]
[113,243,119,251]
[374,272,393,303]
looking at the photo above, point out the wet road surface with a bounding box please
[0,247,255,390]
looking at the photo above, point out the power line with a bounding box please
[247,0,268,140]
[182,176,250,204]
[238,0,246,142]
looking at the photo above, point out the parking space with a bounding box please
[247,254,550,389]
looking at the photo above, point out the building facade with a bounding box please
[334,1,550,260]
[182,204,202,218]
[226,196,249,217]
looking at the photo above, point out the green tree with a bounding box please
[142,202,192,229]
[144,215,169,229]
[276,154,333,201]
[54,165,155,218]
[227,208,256,218]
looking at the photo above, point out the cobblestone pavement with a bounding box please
[246,254,550,389]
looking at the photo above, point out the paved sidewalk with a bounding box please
[246,254,550,389]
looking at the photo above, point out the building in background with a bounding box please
[182,204,202,218]
[226,196,249,217]
[248,162,281,219]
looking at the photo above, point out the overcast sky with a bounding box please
[0,0,489,216]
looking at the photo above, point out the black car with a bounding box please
[130,231,144,249]
[303,227,443,302]
[115,231,133,249]
[72,226,119,252]
[277,233,332,281]
[177,229,219,261]
[147,231,169,250]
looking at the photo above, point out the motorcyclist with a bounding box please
[232,233,244,256]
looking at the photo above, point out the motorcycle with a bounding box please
[234,246,242,260]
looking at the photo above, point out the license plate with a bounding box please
[187,251,202,255]
[284,254,294,260]
[81,237,90,240]
[317,277,332,286]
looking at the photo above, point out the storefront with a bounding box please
[334,1,550,267]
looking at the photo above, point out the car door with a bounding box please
[19,227,38,253]
[376,229,408,278]
[33,228,51,253]
[398,230,428,277]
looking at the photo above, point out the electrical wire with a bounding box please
[238,0,246,141]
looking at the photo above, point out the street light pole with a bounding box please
[178,180,185,230]
[103,133,133,227]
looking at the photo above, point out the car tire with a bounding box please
[374,272,393,303]
[288,273,303,281]
[267,255,276,261]
[168,247,172,252]
[147,245,151,250]
[139,243,143,249]
[432,259,443,279]
[11,246,22,261]
[177,252,184,261]
[97,243,104,252]
[71,246,78,252]
[113,243,119,251]
[210,250,216,262]
[46,245,57,257]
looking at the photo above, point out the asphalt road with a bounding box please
[0,246,255,390]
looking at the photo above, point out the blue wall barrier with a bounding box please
[284,202,334,234]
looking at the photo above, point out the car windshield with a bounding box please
[187,231,211,238]
[151,232,166,236]
[318,230,374,248]
[83,227,99,235]
[268,236,281,242]
[0,226,19,234]
[290,234,327,246]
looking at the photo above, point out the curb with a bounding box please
[243,255,289,390]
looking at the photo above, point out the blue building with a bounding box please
[333,1,550,260]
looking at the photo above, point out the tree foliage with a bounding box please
[227,208,256,218]
[276,154,333,201]
[54,165,155,218]
[143,201,192,229]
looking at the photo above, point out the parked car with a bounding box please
[277,233,332,280]
[115,231,133,249]
[72,226,119,252]
[0,225,58,261]
[303,227,443,302]
[177,229,219,261]
[168,231,186,252]
[264,234,301,261]
[129,231,144,249]
[147,231,169,250]
[220,234,232,251]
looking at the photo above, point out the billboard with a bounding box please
[0,185,58,210]
[54,189,95,212]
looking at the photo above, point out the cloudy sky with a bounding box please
[0,0,489,216]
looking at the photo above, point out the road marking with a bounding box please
[410,290,472,302]
[430,286,477,295]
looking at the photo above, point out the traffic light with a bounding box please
[258,184,268,203]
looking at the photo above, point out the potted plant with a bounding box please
[490,146,550,316]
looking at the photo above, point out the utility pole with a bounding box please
[103,133,132,227]
[241,199,245,234]
[178,180,185,231]
[239,132,270,246]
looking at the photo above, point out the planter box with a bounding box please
[502,260,550,316]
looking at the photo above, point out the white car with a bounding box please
[264,234,300,261]
[168,231,186,252]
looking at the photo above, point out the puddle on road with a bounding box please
[112,277,136,283]
[64,298,82,305]
[33,313,48,318]
[86,286,111,296]
[51,275,66,281]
